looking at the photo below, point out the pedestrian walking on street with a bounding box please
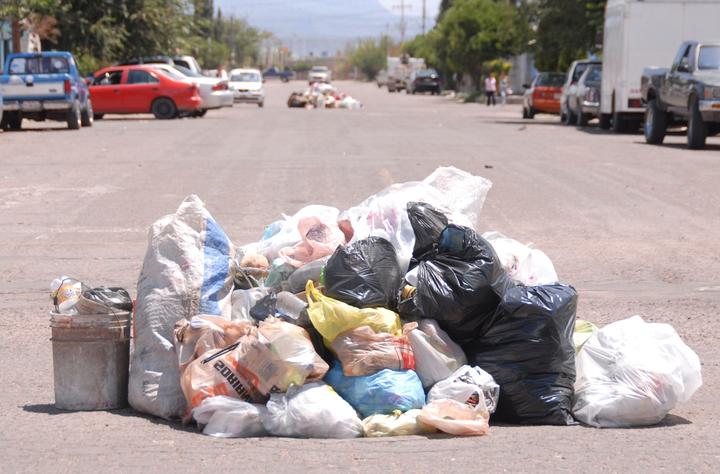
[484,74,497,106]
[500,74,509,105]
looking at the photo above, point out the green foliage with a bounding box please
[534,0,607,71]
[433,0,530,84]
[349,36,390,81]
[3,0,265,71]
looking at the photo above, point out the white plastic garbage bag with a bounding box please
[405,319,467,388]
[417,399,490,436]
[362,409,436,437]
[263,382,363,439]
[573,315,702,428]
[427,365,500,414]
[483,231,558,286]
[129,195,236,420]
[192,396,268,438]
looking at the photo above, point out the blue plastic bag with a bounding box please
[324,362,425,417]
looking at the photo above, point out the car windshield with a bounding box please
[535,73,565,87]
[584,67,602,82]
[698,45,720,70]
[417,69,438,77]
[311,67,328,72]
[155,67,185,81]
[572,63,592,83]
[174,65,202,78]
[8,56,70,74]
[231,72,260,82]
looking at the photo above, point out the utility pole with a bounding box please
[392,0,411,45]
[422,0,427,35]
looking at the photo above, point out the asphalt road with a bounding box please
[1,80,718,473]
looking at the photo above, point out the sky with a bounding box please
[215,0,442,57]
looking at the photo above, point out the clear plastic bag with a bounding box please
[416,399,490,436]
[426,365,500,414]
[483,231,558,286]
[573,315,702,428]
[263,382,363,438]
[404,319,467,389]
[279,214,346,268]
[362,409,436,437]
[174,315,256,373]
[191,396,267,438]
[257,317,329,383]
[331,326,415,376]
[573,319,599,353]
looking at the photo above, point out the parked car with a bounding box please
[89,65,202,119]
[118,55,203,75]
[171,56,202,75]
[152,64,233,116]
[560,59,601,125]
[522,72,565,118]
[573,64,602,126]
[376,69,388,88]
[641,40,720,149]
[263,66,294,82]
[228,68,265,107]
[308,66,331,84]
[0,51,93,131]
[406,69,441,95]
[601,0,720,132]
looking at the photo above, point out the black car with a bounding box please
[406,69,441,95]
[263,66,294,82]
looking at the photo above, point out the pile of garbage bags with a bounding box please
[288,82,362,109]
[117,166,702,438]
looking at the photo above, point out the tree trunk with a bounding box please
[11,18,21,52]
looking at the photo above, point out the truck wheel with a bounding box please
[66,100,81,130]
[687,98,707,149]
[1,111,22,130]
[612,112,627,133]
[599,113,611,130]
[81,99,94,127]
[152,98,177,120]
[644,99,667,145]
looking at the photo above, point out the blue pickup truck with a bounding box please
[0,51,93,131]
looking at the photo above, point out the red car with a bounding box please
[89,65,202,119]
[522,72,565,119]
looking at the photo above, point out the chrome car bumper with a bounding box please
[699,99,720,120]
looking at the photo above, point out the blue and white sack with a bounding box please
[129,195,235,419]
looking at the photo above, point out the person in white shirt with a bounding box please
[484,74,497,106]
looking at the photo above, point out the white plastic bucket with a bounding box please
[50,311,131,410]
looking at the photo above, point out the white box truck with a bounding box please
[600,0,720,132]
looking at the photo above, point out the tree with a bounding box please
[435,0,530,85]
[0,0,59,51]
[534,0,606,71]
[349,36,390,81]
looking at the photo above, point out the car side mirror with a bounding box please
[677,62,690,73]
[522,83,530,89]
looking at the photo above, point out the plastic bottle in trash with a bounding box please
[276,291,308,322]
[50,276,82,314]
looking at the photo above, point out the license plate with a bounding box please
[22,101,42,111]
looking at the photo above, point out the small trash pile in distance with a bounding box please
[64,166,701,438]
[287,82,362,109]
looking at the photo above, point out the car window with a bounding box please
[155,67,185,81]
[535,73,565,87]
[93,70,123,86]
[698,45,720,70]
[231,72,260,82]
[311,67,328,72]
[8,56,70,74]
[174,59,190,69]
[572,63,589,83]
[174,65,201,77]
[417,69,437,77]
[127,70,159,84]
[585,67,602,82]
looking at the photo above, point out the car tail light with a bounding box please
[628,98,642,108]
[212,81,228,91]
[64,79,71,94]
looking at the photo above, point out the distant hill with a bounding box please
[215,0,439,57]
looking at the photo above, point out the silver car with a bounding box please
[575,65,602,127]
[152,64,234,116]
[561,59,601,125]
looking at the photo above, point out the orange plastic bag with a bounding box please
[174,315,256,373]
[331,326,415,376]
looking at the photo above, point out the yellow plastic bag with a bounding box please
[305,281,402,343]
[362,409,437,437]
[574,319,599,353]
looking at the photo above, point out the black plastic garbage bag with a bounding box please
[398,225,510,345]
[406,202,447,261]
[464,283,577,425]
[77,286,133,313]
[324,237,402,309]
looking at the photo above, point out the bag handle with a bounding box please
[305,280,322,304]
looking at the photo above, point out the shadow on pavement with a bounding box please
[638,141,720,151]
[492,119,560,127]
